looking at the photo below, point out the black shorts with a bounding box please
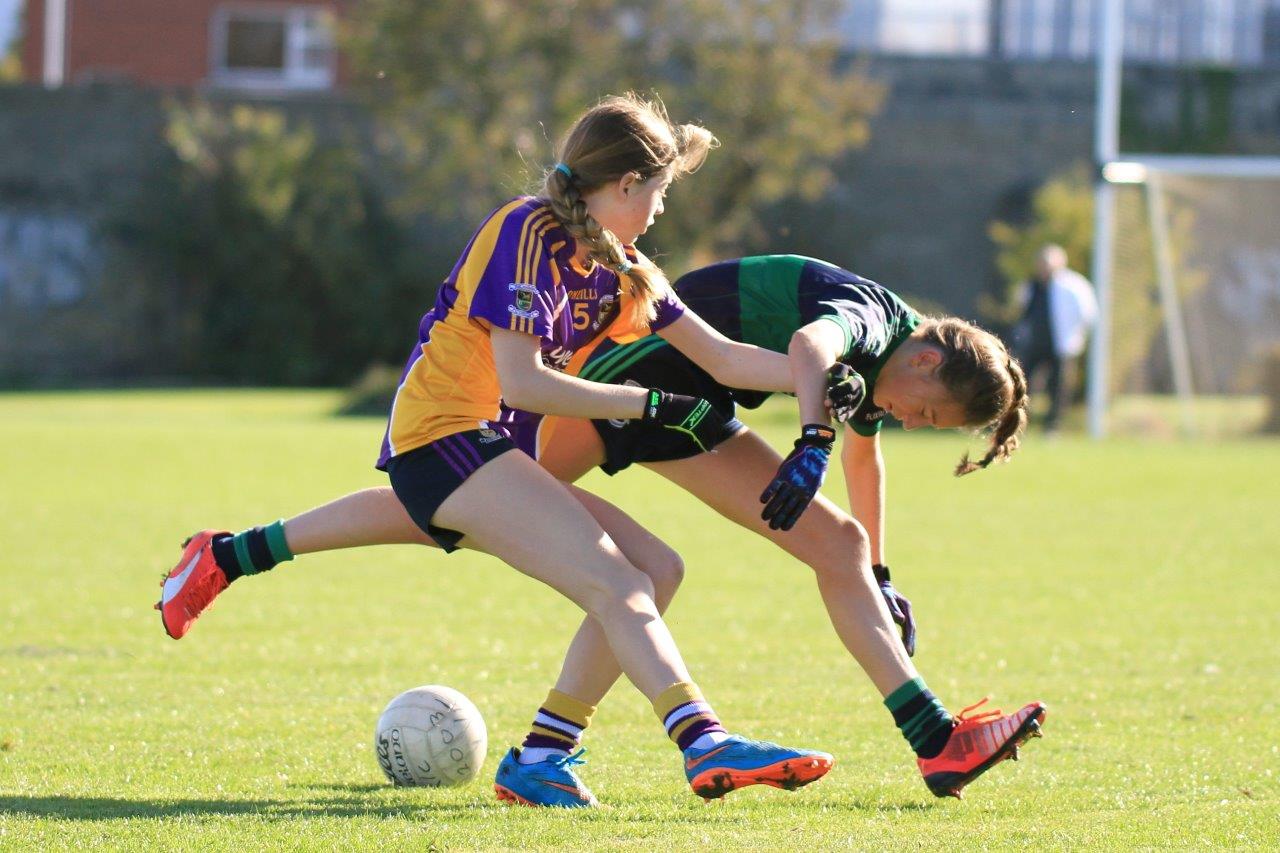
[385,429,516,552]
[581,338,747,475]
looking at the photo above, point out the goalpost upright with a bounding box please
[1087,0,1280,438]
[1087,0,1123,438]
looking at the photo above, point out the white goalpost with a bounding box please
[1088,0,1280,438]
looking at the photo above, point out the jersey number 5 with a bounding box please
[572,302,591,330]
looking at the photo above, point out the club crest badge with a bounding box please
[509,282,537,314]
[591,291,618,332]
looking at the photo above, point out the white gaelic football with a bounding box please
[374,685,487,787]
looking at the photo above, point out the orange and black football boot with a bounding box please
[155,530,231,639]
[918,698,1046,799]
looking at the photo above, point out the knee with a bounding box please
[581,561,658,620]
[642,545,685,606]
[809,517,871,581]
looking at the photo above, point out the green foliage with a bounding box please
[988,165,1205,395]
[126,101,420,384]
[342,0,882,260]
[335,362,402,416]
[1120,67,1237,155]
[0,7,21,82]
[1,390,1277,847]
[988,164,1095,324]
[0,50,19,83]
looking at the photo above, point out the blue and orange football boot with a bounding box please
[683,735,834,800]
[493,748,599,808]
[155,530,231,640]
[918,698,1046,799]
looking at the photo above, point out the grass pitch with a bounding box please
[1,390,1276,850]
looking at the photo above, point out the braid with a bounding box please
[540,93,717,326]
[917,317,1029,476]
[545,167,664,323]
[954,355,1028,476]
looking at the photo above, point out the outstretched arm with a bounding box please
[840,427,916,656]
[656,311,793,393]
[492,326,650,418]
[494,325,732,451]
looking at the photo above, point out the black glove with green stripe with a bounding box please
[640,389,731,453]
[826,363,867,424]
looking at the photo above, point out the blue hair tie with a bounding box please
[554,162,573,179]
[617,260,634,275]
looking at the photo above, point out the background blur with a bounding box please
[2,0,1279,433]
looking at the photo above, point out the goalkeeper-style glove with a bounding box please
[640,389,730,453]
[825,363,867,424]
[873,563,917,657]
[759,424,836,531]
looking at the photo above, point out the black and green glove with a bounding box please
[826,363,867,424]
[640,389,731,453]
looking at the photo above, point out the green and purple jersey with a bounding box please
[671,255,920,436]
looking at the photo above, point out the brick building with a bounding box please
[22,0,349,91]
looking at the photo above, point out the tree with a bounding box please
[342,0,882,262]
[122,101,419,384]
[0,5,22,82]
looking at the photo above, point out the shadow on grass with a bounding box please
[287,782,389,794]
[2,790,938,822]
[283,783,939,813]
[0,794,481,822]
[838,798,936,813]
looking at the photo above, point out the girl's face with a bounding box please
[873,347,969,431]
[584,167,673,244]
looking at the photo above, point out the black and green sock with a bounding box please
[885,677,954,759]
[211,520,294,582]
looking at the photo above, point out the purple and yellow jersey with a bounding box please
[377,197,685,469]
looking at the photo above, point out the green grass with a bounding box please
[1,391,1277,850]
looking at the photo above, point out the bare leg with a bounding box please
[536,419,914,703]
[280,415,604,556]
[272,421,684,706]
[432,449,692,702]
[552,484,684,703]
[646,429,917,698]
[494,417,684,705]
[278,419,911,700]
[283,488,434,553]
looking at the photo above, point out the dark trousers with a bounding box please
[1020,347,1072,431]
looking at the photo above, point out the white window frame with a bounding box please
[209,3,336,92]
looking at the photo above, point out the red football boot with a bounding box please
[155,530,230,639]
[918,698,1046,799]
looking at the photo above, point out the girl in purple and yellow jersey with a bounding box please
[371,194,689,550]
[156,93,834,805]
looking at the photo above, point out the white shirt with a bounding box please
[1017,268,1098,358]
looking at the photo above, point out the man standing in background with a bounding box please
[1012,244,1098,434]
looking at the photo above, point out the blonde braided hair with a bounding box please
[542,93,717,324]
